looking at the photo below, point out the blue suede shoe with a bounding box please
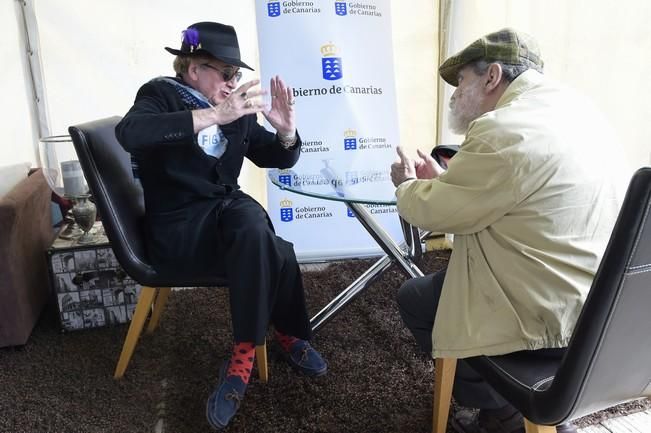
[206,361,247,430]
[285,340,327,377]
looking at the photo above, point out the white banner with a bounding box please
[256,0,404,262]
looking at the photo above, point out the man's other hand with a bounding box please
[391,146,417,187]
[414,148,445,180]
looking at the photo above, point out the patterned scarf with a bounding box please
[154,77,211,109]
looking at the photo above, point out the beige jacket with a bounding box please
[396,70,624,358]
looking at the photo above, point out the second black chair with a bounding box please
[433,167,651,433]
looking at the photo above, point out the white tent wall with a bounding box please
[4,1,650,186]
[1,1,41,167]
[2,0,439,205]
[35,0,265,198]
[438,0,651,172]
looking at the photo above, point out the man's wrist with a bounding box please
[278,129,297,148]
[210,105,224,126]
[399,177,417,185]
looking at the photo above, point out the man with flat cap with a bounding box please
[116,22,326,429]
[390,28,625,433]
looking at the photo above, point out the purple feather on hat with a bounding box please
[182,27,200,50]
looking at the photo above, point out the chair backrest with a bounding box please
[539,167,651,422]
[69,117,157,285]
[431,145,459,170]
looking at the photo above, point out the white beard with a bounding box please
[448,83,484,135]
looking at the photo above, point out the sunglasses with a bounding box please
[201,63,243,82]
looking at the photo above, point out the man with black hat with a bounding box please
[390,28,624,433]
[115,22,326,430]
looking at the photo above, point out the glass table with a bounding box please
[268,167,427,332]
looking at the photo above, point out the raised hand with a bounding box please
[391,146,417,187]
[211,79,267,125]
[414,148,445,180]
[262,75,296,136]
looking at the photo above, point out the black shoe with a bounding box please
[555,423,578,433]
[451,407,577,433]
[451,407,524,433]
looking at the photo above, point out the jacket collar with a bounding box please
[495,69,544,108]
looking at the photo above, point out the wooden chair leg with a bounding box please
[146,287,171,333]
[255,343,269,383]
[433,358,457,433]
[524,419,557,433]
[114,286,157,379]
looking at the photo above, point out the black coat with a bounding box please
[115,78,302,273]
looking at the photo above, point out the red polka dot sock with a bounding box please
[275,330,300,353]
[227,342,255,384]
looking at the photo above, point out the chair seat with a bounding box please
[468,352,562,393]
[141,267,228,289]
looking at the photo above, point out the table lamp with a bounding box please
[39,135,97,244]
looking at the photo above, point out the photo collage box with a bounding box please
[48,246,141,331]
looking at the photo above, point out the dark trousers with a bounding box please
[397,269,565,410]
[216,197,311,345]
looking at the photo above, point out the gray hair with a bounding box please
[470,59,542,83]
[173,54,214,76]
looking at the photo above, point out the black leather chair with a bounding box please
[69,117,268,380]
[433,167,651,433]
[431,144,459,169]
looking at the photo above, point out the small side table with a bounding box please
[46,221,142,331]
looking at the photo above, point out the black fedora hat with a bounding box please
[164,22,254,70]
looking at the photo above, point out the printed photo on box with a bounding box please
[49,248,143,331]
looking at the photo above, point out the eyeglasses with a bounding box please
[201,63,242,82]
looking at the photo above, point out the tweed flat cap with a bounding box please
[439,28,543,86]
